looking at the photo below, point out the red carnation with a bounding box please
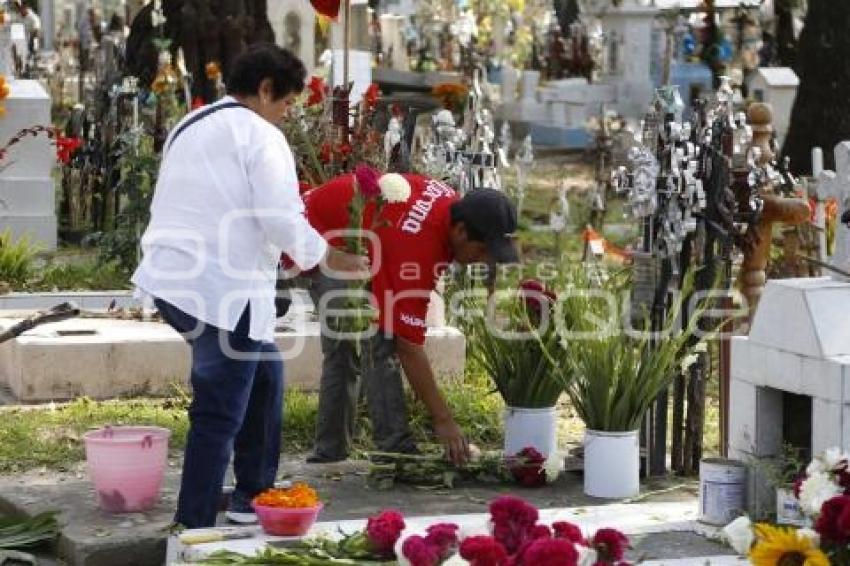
[508,447,547,488]
[815,495,850,545]
[402,535,439,566]
[459,536,510,566]
[425,523,459,560]
[553,522,586,545]
[354,163,382,199]
[306,76,327,106]
[309,0,341,19]
[521,538,579,566]
[55,135,82,165]
[366,509,406,558]
[363,83,380,110]
[592,529,629,563]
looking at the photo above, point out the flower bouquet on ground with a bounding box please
[722,447,850,564]
[201,495,632,565]
[365,445,562,490]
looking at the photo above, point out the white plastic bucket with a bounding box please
[699,458,747,525]
[503,406,557,458]
[583,429,640,498]
[776,488,808,527]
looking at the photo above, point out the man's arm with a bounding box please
[394,336,470,465]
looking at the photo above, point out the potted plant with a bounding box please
[556,269,702,499]
[757,444,808,526]
[462,280,566,459]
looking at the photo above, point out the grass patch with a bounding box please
[26,260,131,291]
[0,371,506,473]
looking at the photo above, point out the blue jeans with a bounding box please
[155,298,284,528]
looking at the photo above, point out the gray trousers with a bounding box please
[307,271,417,459]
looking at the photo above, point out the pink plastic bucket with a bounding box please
[83,426,171,513]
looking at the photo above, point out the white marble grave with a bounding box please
[0,291,463,401]
[0,79,56,250]
[748,68,799,148]
[729,278,850,516]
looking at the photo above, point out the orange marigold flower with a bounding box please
[253,483,320,508]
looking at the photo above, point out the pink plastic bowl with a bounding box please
[253,503,324,536]
[83,426,170,513]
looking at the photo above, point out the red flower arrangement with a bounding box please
[507,447,547,488]
[366,509,406,557]
[306,76,327,107]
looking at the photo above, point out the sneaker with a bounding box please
[225,491,257,525]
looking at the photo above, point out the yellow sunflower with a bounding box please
[749,524,830,566]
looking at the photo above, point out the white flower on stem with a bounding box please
[722,516,754,555]
[799,471,842,517]
[378,173,412,203]
[797,528,821,547]
[544,452,564,483]
[576,544,598,566]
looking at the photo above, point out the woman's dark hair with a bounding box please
[226,43,307,100]
[450,202,487,242]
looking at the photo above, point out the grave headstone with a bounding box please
[747,67,798,148]
[0,79,56,250]
[268,0,316,73]
[816,142,850,279]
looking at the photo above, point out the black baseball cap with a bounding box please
[455,189,520,263]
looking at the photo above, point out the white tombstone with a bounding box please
[595,0,659,119]
[0,79,56,250]
[748,67,799,148]
[379,14,407,71]
[816,142,850,279]
[268,0,317,73]
[501,63,519,104]
[729,278,850,516]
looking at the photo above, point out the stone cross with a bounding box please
[816,141,850,278]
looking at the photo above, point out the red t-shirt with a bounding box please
[302,173,457,345]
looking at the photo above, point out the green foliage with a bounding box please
[0,513,58,550]
[28,259,130,291]
[97,132,160,273]
[0,229,40,286]
[460,289,565,409]
[555,268,707,432]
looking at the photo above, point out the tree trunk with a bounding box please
[782,1,850,175]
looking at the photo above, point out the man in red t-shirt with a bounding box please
[294,173,518,465]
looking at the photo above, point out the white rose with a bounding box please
[576,545,598,566]
[797,528,820,547]
[799,472,842,517]
[722,516,754,555]
[379,173,412,203]
[806,457,826,476]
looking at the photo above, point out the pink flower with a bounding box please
[591,529,629,563]
[366,509,406,558]
[521,538,579,566]
[459,536,510,566]
[552,522,586,545]
[355,163,382,199]
[490,496,539,555]
[402,535,440,566]
[425,523,460,559]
